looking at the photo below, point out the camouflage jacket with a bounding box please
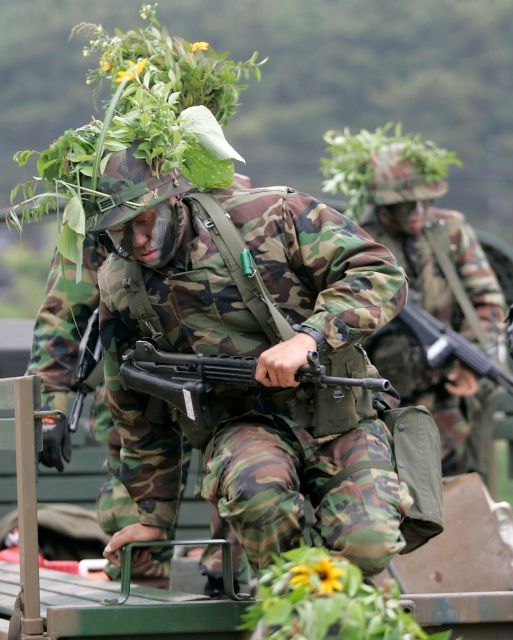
[360,206,505,340]
[98,186,408,528]
[26,234,107,415]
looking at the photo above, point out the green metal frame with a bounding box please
[105,539,248,605]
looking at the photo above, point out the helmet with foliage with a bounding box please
[10,101,243,271]
[320,123,462,220]
[87,145,191,232]
[9,3,255,272]
[368,142,448,205]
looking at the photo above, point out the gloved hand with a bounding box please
[39,415,72,472]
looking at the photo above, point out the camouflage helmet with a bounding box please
[369,142,448,205]
[87,145,191,232]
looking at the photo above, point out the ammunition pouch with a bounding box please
[383,405,444,554]
[291,344,375,438]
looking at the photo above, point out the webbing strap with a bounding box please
[187,192,296,343]
[310,460,395,506]
[122,261,173,349]
[423,221,489,350]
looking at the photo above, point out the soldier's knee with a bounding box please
[224,482,303,528]
[332,523,404,576]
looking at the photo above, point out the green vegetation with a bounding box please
[1,0,513,223]
[240,545,451,639]
[320,123,462,220]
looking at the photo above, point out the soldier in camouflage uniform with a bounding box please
[358,142,506,482]
[97,146,413,577]
[27,186,250,588]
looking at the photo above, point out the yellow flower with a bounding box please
[289,558,345,596]
[114,58,147,83]
[289,564,314,590]
[100,56,112,73]
[311,558,345,596]
[191,41,209,54]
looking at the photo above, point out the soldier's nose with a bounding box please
[132,227,150,248]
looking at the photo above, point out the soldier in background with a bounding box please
[353,139,506,483]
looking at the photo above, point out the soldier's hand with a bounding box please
[103,523,167,567]
[39,415,72,472]
[256,332,317,387]
[444,360,479,397]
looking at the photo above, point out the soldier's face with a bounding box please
[379,199,433,235]
[107,202,178,267]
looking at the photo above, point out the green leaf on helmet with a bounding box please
[56,225,84,281]
[56,195,86,280]
[179,137,234,188]
[178,105,245,162]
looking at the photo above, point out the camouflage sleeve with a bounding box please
[26,234,105,414]
[98,263,182,529]
[282,192,408,349]
[449,215,506,342]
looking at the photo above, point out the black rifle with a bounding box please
[398,302,513,395]
[67,307,104,432]
[120,341,390,430]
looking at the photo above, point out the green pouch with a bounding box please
[310,344,374,438]
[384,405,444,554]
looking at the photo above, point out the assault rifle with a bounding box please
[67,308,104,432]
[398,302,513,395]
[120,341,391,430]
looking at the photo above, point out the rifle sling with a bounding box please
[121,261,173,350]
[423,221,489,350]
[186,192,296,343]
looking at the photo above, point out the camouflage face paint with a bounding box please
[377,200,433,236]
[107,202,183,267]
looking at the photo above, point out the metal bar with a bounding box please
[14,376,44,635]
[104,539,250,605]
[405,591,513,625]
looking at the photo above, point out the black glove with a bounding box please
[39,416,72,472]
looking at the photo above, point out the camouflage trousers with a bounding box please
[202,419,411,576]
[199,508,252,582]
[96,434,249,581]
[97,438,192,581]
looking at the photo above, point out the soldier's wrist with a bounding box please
[292,324,330,355]
[40,391,69,415]
[137,499,177,529]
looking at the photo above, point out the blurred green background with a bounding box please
[2,0,513,316]
[1,0,513,500]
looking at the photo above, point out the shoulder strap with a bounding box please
[423,220,490,350]
[186,191,295,343]
[121,260,173,349]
